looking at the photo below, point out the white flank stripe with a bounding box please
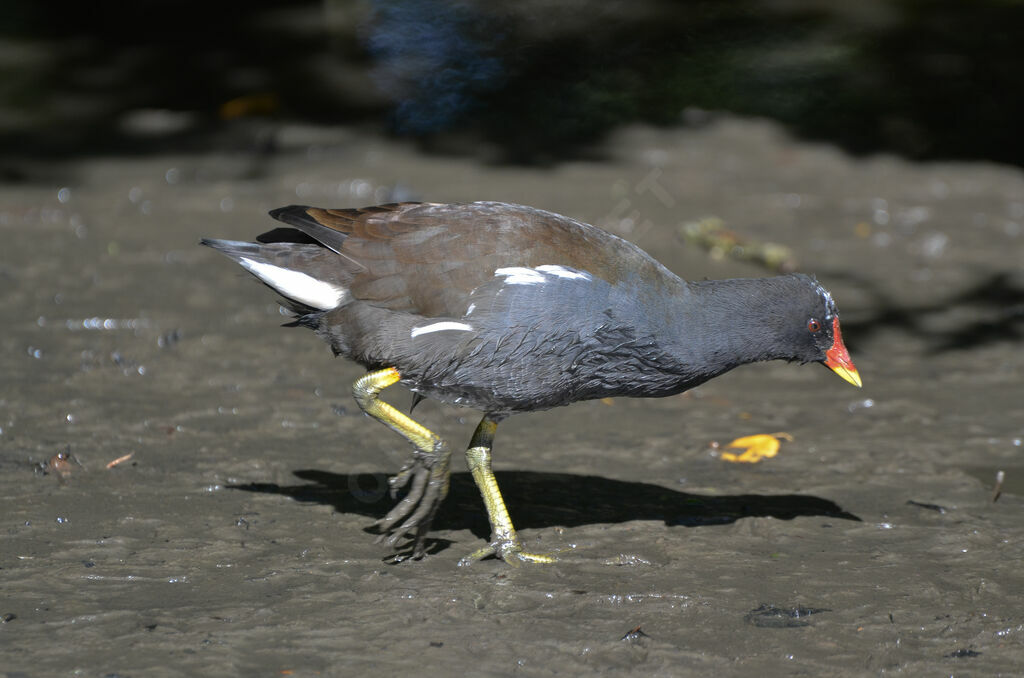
[495,265,592,285]
[536,264,591,280]
[410,321,474,338]
[238,257,347,310]
[494,266,545,285]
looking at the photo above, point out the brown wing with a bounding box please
[267,201,670,318]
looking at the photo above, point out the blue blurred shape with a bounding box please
[364,0,505,134]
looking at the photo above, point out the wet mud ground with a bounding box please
[2,118,1023,675]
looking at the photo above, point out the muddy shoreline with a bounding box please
[2,118,1022,675]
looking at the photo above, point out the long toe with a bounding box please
[373,455,450,558]
[458,535,562,567]
[374,464,430,531]
[387,463,416,499]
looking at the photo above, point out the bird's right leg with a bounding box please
[458,415,558,566]
[352,367,451,558]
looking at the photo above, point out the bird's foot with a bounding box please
[457,532,570,567]
[372,446,451,559]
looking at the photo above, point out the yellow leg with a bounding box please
[352,368,451,558]
[458,415,557,566]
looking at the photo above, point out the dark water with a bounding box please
[2,118,1023,675]
[5,0,1024,167]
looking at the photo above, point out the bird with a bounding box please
[201,201,861,565]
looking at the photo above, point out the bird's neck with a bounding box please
[660,277,799,381]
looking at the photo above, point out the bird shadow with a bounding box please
[228,469,861,549]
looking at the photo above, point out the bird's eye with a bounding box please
[807,318,822,333]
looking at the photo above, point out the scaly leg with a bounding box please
[458,415,557,566]
[352,367,451,558]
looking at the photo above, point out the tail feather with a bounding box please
[268,205,366,272]
[268,205,351,255]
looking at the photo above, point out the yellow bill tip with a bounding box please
[828,362,863,388]
[824,317,862,388]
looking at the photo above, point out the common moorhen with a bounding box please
[202,201,861,564]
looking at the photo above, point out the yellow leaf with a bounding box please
[720,432,793,463]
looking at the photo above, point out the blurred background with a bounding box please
[3,0,1024,171]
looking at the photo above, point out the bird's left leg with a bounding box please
[352,367,451,558]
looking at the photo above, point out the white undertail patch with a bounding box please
[238,257,347,310]
[410,321,474,338]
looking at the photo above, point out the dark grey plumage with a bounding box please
[202,200,861,564]
[203,202,850,418]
